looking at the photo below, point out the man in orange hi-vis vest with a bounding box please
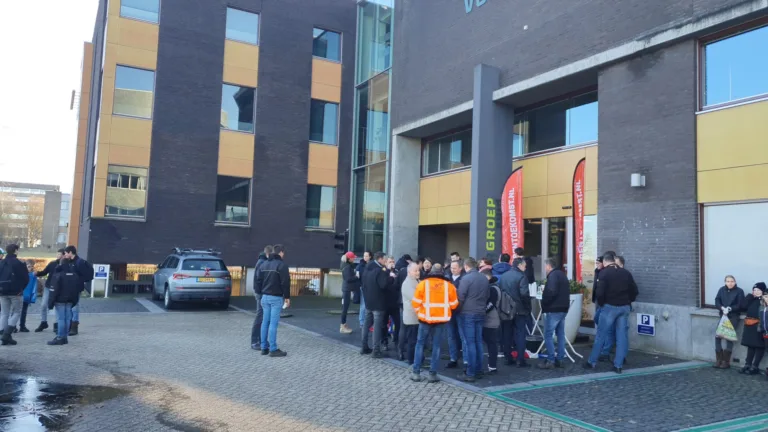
[410,267,459,383]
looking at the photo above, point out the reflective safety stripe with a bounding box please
[425,280,431,320]
[443,281,449,318]
[412,298,423,304]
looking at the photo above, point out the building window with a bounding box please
[422,129,472,176]
[61,201,69,210]
[309,100,338,145]
[221,84,255,133]
[355,71,389,167]
[357,1,392,84]
[120,0,160,23]
[351,162,386,253]
[513,92,598,157]
[305,185,335,229]
[57,233,67,244]
[215,176,250,224]
[704,25,768,107]
[114,66,155,118]
[703,202,768,305]
[313,28,341,62]
[226,8,259,45]
[105,165,147,219]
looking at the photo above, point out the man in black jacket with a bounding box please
[499,258,531,367]
[34,248,64,333]
[0,244,30,346]
[538,258,570,369]
[255,244,291,357]
[584,252,638,373]
[356,251,372,330]
[361,252,390,358]
[250,245,273,350]
[47,254,86,345]
[62,246,93,336]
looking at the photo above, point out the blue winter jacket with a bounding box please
[23,272,37,304]
[492,262,513,279]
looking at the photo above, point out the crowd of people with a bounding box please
[0,244,93,346]
[332,247,640,382]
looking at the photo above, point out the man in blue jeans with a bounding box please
[456,258,489,383]
[357,251,371,329]
[538,258,570,369]
[255,244,291,357]
[584,252,638,373]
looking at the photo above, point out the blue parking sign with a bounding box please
[637,313,655,336]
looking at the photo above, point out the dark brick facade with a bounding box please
[82,0,356,268]
[391,0,746,128]
[597,41,699,307]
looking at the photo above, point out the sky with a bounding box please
[0,0,99,193]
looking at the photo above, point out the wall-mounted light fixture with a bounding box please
[631,173,646,188]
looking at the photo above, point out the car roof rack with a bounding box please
[171,247,222,256]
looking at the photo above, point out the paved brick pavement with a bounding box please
[499,367,768,432]
[25,297,151,317]
[0,309,582,432]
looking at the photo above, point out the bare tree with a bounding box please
[23,196,45,247]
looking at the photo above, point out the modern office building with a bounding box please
[359,0,768,361]
[58,193,71,246]
[0,181,64,248]
[70,0,356,268]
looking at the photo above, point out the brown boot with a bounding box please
[713,350,723,368]
[719,350,732,369]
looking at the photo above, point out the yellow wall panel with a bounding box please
[219,130,255,160]
[72,173,84,201]
[547,149,585,195]
[110,116,152,148]
[103,44,118,78]
[307,167,338,187]
[223,65,258,88]
[218,157,253,178]
[109,144,150,167]
[419,171,471,225]
[224,41,260,70]
[116,45,156,70]
[312,59,342,87]
[420,177,439,209]
[426,208,438,225]
[308,143,339,170]
[547,193,572,218]
[459,170,471,201]
[522,196,547,219]
[311,82,341,103]
[108,0,121,16]
[117,17,159,51]
[697,100,768,172]
[585,146,598,191]
[106,17,121,44]
[92,182,106,218]
[519,156,548,197]
[698,164,768,203]
[98,114,112,144]
[585,190,597,215]
[101,77,115,116]
[95,145,110,179]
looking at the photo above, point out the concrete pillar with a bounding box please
[469,64,514,260]
[387,134,421,257]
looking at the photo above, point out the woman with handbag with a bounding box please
[739,282,766,375]
[714,275,744,368]
[340,252,361,334]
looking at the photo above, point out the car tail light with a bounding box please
[172,273,190,280]
[225,286,231,291]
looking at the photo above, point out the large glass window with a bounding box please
[422,129,472,176]
[114,66,155,118]
[309,100,338,145]
[306,185,336,229]
[221,84,255,133]
[313,28,341,62]
[120,0,159,23]
[226,8,259,45]
[215,176,250,224]
[356,71,389,166]
[357,1,392,84]
[513,92,598,157]
[704,25,768,107]
[105,165,147,219]
[351,163,386,253]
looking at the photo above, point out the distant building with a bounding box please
[58,194,71,246]
[0,181,63,248]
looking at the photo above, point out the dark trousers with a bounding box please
[501,320,515,363]
[362,310,386,352]
[483,327,499,369]
[19,302,30,328]
[745,346,765,368]
[514,315,528,363]
[341,291,351,325]
[250,294,263,345]
[401,324,418,364]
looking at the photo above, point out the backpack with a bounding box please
[79,258,94,282]
[495,285,516,321]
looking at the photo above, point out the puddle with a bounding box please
[0,376,128,431]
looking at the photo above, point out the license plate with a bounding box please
[197,277,216,283]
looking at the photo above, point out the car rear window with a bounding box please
[181,259,226,271]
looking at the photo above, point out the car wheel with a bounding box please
[164,287,174,310]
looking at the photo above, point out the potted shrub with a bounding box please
[565,280,587,343]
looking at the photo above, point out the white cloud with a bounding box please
[0,0,99,193]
